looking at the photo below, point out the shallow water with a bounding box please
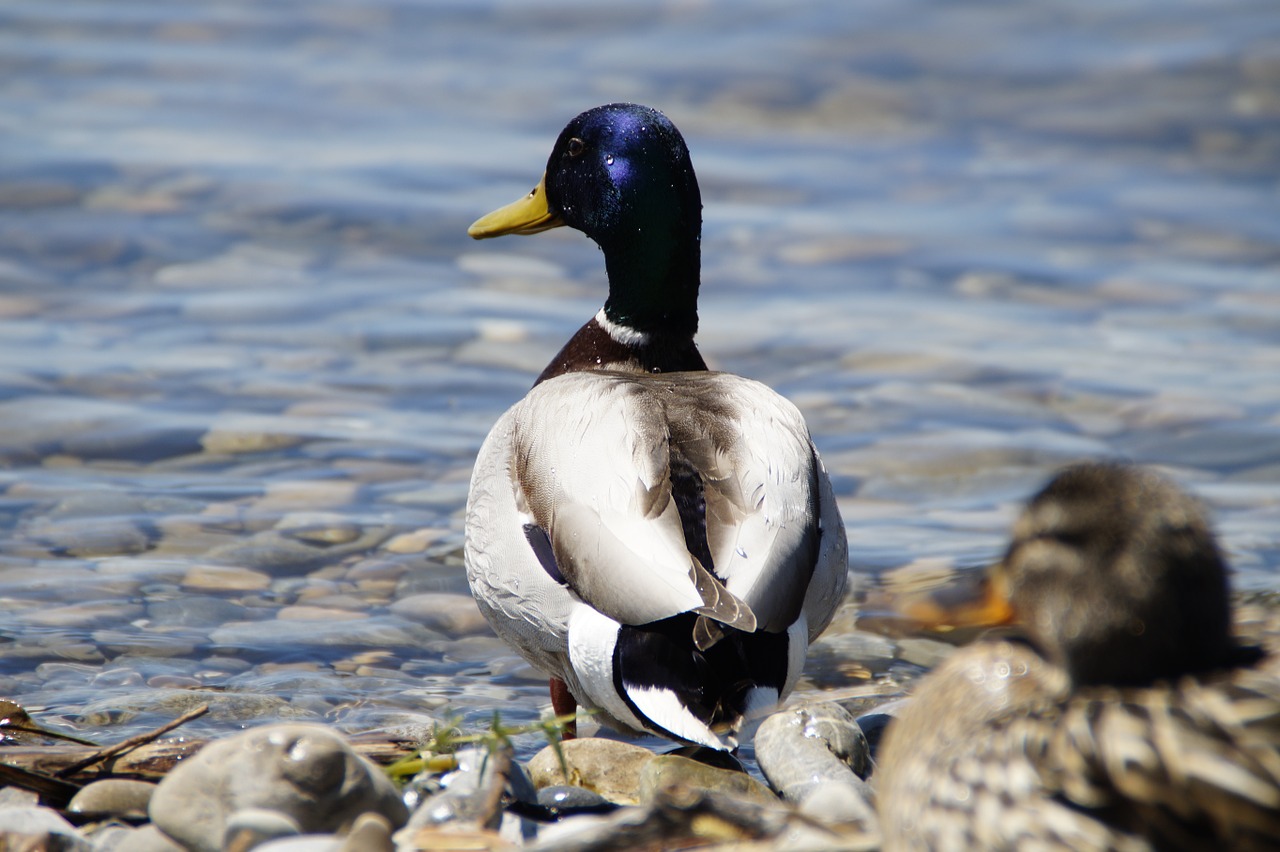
[1,0,1278,755]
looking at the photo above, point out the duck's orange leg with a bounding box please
[550,676,578,739]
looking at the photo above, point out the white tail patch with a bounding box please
[567,605,646,733]
[626,685,734,750]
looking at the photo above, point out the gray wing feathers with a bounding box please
[509,371,824,631]
[666,375,824,631]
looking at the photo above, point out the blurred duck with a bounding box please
[879,462,1280,851]
[463,103,847,750]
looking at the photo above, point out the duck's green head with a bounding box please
[470,103,703,336]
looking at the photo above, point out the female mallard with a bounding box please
[879,462,1280,851]
[463,103,847,750]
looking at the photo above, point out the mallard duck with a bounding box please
[878,462,1280,851]
[463,103,848,750]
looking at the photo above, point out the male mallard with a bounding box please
[878,462,1280,851]
[463,103,848,750]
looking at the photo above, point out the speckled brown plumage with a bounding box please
[878,462,1280,851]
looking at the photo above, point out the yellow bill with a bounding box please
[467,174,565,239]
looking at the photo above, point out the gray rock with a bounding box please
[27,516,151,558]
[0,633,104,664]
[223,807,302,849]
[88,824,186,852]
[339,812,394,852]
[203,534,346,576]
[0,804,93,851]
[21,596,145,629]
[0,789,38,808]
[94,557,191,584]
[387,593,490,637]
[637,754,777,806]
[209,616,441,652]
[754,703,877,827]
[148,594,249,627]
[67,778,157,820]
[91,628,198,658]
[200,426,307,455]
[78,688,308,726]
[61,426,205,464]
[240,808,394,849]
[855,696,912,758]
[149,723,408,852]
[526,738,658,805]
[797,782,876,826]
[202,525,392,576]
[20,600,146,630]
[536,785,613,813]
[252,837,340,852]
[276,512,363,546]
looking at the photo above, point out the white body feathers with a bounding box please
[464,369,847,748]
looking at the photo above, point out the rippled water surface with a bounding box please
[2,0,1279,754]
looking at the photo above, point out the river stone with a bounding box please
[209,616,441,651]
[277,604,369,621]
[89,824,186,851]
[80,825,136,851]
[797,782,877,826]
[20,600,146,629]
[0,788,38,808]
[203,525,392,575]
[246,815,395,851]
[147,674,203,688]
[382,528,447,554]
[78,688,309,726]
[526,738,657,805]
[61,425,205,464]
[338,812,394,852]
[149,723,408,852]
[276,512,363,546]
[67,778,157,819]
[92,628,197,658]
[222,807,302,849]
[536,785,614,813]
[200,427,306,455]
[148,594,249,626]
[27,516,151,558]
[388,593,489,636]
[95,557,190,583]
[855,697,911,757]
[0,804,93,851]
[202,533,344,575]
[637,754,778,806]
[755,702,877,827]
[182,563,272,592]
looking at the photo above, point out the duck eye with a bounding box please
[566,137,585,158]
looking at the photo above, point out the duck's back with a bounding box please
[468,369,845,634]
[464,369,847,740]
